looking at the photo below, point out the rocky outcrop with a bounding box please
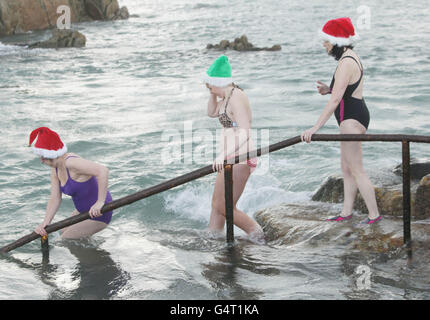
[311,175,344,203]
[0,0,129,37]
[415,175,430,219]
[392,158,430,180]
[28,29,86,48]
[256,202,345,244]
[207,35,281,52]
[254,162,430,251]
[84,0,129,20]
[255,202,430,252]
[312,172,430,219]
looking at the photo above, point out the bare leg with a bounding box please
[209,172,227,231]
[340,141,358,217]
[61,209,108,239]
[209,164,263,236]
[340,120,380,219]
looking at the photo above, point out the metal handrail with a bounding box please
[1,134,429,254]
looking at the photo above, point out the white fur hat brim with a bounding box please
[319,29,360,46]
[202,72,233,87]
[32,144,67,159]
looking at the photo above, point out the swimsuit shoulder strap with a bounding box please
[332,56,363,89]
[64,155,80,177]
[65,155,79,160]
[223,87,236,113]
[340,55,363,72]
[339,56,364,97]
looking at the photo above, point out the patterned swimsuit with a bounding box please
[217,86,257,170]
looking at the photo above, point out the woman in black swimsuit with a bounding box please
[301,17,381,224]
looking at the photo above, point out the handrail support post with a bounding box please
[224,164,234,244]
[41,235,49,262]
[402,140,412,257]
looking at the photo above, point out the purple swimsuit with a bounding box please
[57,156,113,224]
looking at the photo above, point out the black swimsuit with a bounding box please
[330,56,370,130]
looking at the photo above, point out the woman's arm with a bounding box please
[316,81,331,95]
[207,93,220,118]
[301,59,354,143]
[65,157,109,217]
[35,168,62,236]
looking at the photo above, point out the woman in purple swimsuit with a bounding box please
[301,18,381,224]
[29,127,113,239]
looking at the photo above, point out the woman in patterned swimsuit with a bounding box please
[203,55,264,242]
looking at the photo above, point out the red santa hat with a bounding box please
[319,17,359,46]
[28,127,67,159]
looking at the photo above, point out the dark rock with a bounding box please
[255,202,430,250]
[267,44,281,51]
[207,34,281,52]
[312,172,428,219]
[219,39,230,50]
[393,158,430,180]
[85,0,107,20]
[28,29,86,48]
[112,6,130,20]
[85,0,128,20]
[0,0,129,37]
[355,184,416,218]
[311,175,344,203]
[415,174,430,220]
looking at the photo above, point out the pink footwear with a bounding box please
[326,214,353,222]
[360,216,382,225]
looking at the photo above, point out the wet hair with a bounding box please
[232,82,243,91]
[329,45,354,61]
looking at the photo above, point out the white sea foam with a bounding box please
[164,184,212,223]
[0,42,19,56]
[163,173,312,225]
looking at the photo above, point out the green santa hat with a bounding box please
[202,55,233,87]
